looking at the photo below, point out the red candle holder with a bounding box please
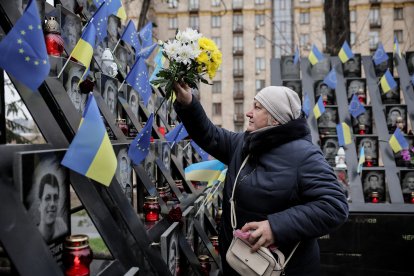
[370,192,379,203]
[410,192,414,204]
[210,236,219,255]
[158,126,166,137]
[358,124,366,135]
[358,96,365,104]
[157,186,170,203]
[62,235,93,276]
[116,119,128,136]
[365,156,373,167]
[198,255,211,276]
[144,196,160,222]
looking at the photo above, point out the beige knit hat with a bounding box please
[255,86,302,124]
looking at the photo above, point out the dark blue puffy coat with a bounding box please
[175,98,349,275]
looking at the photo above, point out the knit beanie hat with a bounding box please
[255,86,302,125]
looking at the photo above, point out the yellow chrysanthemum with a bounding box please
[196,51,209,64]
[198,37,216,51]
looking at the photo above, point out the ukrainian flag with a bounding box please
[336,122,352,146]
[389,128,408,153]
[338,41,354,63]
[185,160,226,182]
[62,93,117,186]
[313,96,325,119]
[380,69,397,93]
[357,146,365,173]
[71,23,96,75]
[308,44,323,65]
[394,36,401,59]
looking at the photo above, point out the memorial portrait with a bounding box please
[406,51,414,75]
[115,147,133,205]
[59,0,76,13]
[380,78,400,105]
[183,141,193,165]
[401,171,414,200]
[18,151,70,244]
[60,9,82,55]
[101,75,118,118]
[107,15,120,49]
[315,80,335,105]
[343,54,361,78]
[147,93,156,114]
[144,143,157,185]
[93,41,106,72]
[283,80,302,101]
[76,0,93,19]
[318,107,338,135]
[362,171,385,202]
[352,107,372,135]
[374,53,393,77]
[161,223,180,275]
[311,55,330,80]
[161,141,171,173]
[281,55,300,79]
[346,79,366,104]
[321,137,339,167]
[115,45,128,74]
[386,105,407,134]
[128,90,140,119]
[156,95,168,125]
[62,62,87,113]
[357,136,378,165]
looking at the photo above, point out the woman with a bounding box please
[173,84,349,275]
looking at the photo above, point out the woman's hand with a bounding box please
[173,82,192,106]
[241,220,275,252]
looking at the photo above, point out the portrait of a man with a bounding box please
[93,42,106,71]
[343,54,361,78]
[102,78,118,118]
[144,143,156,184]
[283,80,302,100]
[315,81,335,105]
[401,172,414,194]
[318,108,337,135]
[281,56,300,79]
[311,56,330,80]
[161,142,171,172]
[321,138,338,166]
[115,46,128,74]
[374,53,393,76]
[358,137,378,161]
[380,78,400,104]
[363,171,385,202]
[116,148,132,205]
[386,106,406,134]
[61,12,81,55]
[347,79,366,103]
[107,15,120,49]
[64,65,87,113]
[129,91,139,119]
[352,108,372,134]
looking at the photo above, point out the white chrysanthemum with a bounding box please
[178,28,202,44]
[175,44,198,65]
[163,40,180,60]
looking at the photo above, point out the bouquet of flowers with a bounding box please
[151,28,222,100]
[401,147,414,165]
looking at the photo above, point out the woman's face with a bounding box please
[246,100,271,132]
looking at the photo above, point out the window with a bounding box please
[168,17,178,29]
[212,0,220,7]
[255,14,265,27]
[299,12,310,24]
[350,32,356,45]
[233,0,243,8]
[255,0,265,4]
[394,8,403,20]
[234,80,243,95]
[189,0,199,10]
[234,103,243,114]
[212,36,221,49]
[211,15,221,28]
[255,35,265,48]
[369,31,379,49]
[280,21,286,32]
[189,15,199,30]
[280,0,286,10]
[350,10,356,22]
[256,79,265,92]
[168,0,178,8]
[369,8,380,26]
[212,81,221,94]
[255,57,265,73]
[299,34,309,46]
[213,103,222,116]
[233,57,244,75]
[394,30,403,43]
[233,14,243,31]
[233,35,243,52]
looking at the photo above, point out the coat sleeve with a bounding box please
[174,96,242,165]
[267,146,349,248]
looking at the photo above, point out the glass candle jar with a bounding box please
[358,124,366,135]
[198,255,211,276]
[210,236,219,254]
[62,234,93,276]
[410,192,414,204]
[144,196,161,222]
[116,119,128,136]
[370,192,379,203]
[365,156,373,167]
[157,186,170,202]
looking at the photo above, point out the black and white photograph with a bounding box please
[58,0,77,14]
[147,93,156,114]
[115,45,129,74]
[318,107,337,135]
[107,15,120,49]
[156,95,168,125]
[386,105,407,134]
[352,106,372,135]
[346,78,366,104]
[161,222,180,276]
[357,136,379,165]
[59,6,82,55]
[343,54,361,78]
[100,75,119,119]
[314,80,335,105]
[93,41,106,72]
[362,170,385,203]
[160,141,171,173]
[144,142,157,185]
[401,171,414,203]
[406,51,414,75]
[17,151,70,245]
[321,137,339,167]
[128,90,140,119]
[183,141,193,165]
[115,146,133,205]
[374,52,393,77]
[63,61,87,113]
[281,55,300,80]
[282,80,302,101]
[311,55,330,80]
[380,78,400,105]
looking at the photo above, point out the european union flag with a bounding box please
[139,22,153,49]
[313,96,325,119]
[128,113,154,165]
[348,94,366,118]
[394,36,401,59]
[121,20,141,53]
[357,146,365,173]
[372,42,389,65]
[165,123,188,145]
[185,160,226,182]
[90,1,107,43]
[302,92,311,117]
[336,122,352,147]
[94,0,126,20]
[191,140,209,161]
[62,93,117,186]
[389,128,408,153]
[137,43,157,60]
[293,45,300,65]
[380,69,397,93]
[323,68,337,89]
[338,41,354,63]
[308,44,323,65]
[125,57,152,106]
[0,0,50,91]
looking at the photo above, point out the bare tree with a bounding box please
[324,0,350,55]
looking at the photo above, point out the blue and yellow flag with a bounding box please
[90,1,108,43]
[393,36,401,59]
[94,0,126,20]
[302,92,311,117]
[139,22,153,49]
[0,0,50,91]
[190,140,210,161]
[293,45,300,65]
[121,20,141,53]
[336,123,352,147]
[372,42,389,65]
[125,57,152,106]
[308,44,323,65]
[71,22,96,76]
[389,128,408,153]
[323,68,337,89]
[149,47,166,86]
[380,69,397,93]
[338,41,354,63]
[313,96,325,119]
[357,146,365,174]
[128,113,154,165]
[348,94,366,119]
[185,160,226,182]
[62,93,117,186]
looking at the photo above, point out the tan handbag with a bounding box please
[226,155,299,276]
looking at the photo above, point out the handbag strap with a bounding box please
[230,155,250,230]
